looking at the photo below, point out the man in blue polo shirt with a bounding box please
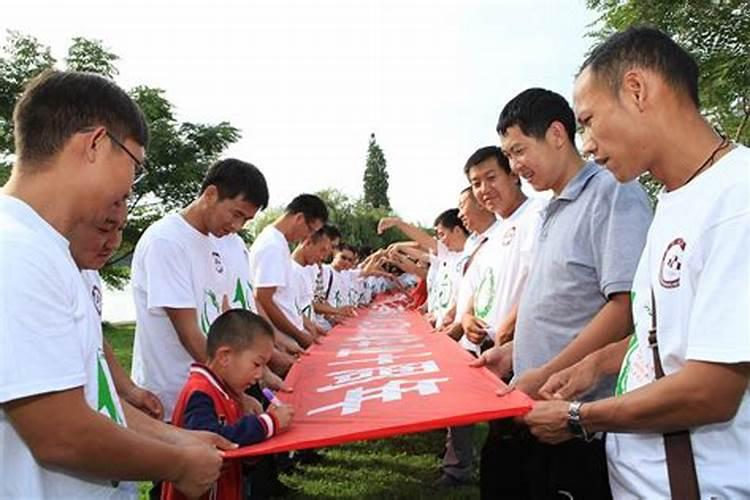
[475,88,652,498]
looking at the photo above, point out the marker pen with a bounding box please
[262,387,283,406]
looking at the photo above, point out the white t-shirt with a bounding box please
[0,195,131,499]
[429,241,468,326]
[322,265,351,308]
[213,233,256,313]
[291,260,316,321]
[131,213,229,421]
[608,146,750,499]
[247,226,302,330]
[458,199,544,353]
[454,221,504,324]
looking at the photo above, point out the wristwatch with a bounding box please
[567,401,594,442]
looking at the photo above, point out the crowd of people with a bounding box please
[0,25,747,500]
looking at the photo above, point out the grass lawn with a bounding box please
[103,323,484,499]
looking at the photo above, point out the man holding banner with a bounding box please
[475,87,652,499]
[525,27,750,499]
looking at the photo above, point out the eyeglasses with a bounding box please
[105,131,148,186]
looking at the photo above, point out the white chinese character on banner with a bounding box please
[336,345,425,358]
[328,352,431,367]
[307,377,450,416]
[318,360,440,392]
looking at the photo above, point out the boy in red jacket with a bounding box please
[163,309,294,500]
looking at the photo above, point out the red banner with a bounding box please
[226,296,532,458]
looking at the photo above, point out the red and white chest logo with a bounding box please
[659,237,686,289]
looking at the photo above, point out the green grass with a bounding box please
[103,323,483,499]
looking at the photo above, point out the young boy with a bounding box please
[163,309,294,500]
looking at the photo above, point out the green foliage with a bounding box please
[586,1,750,202]
[363,133,391,210]
[314,188,406,250]
[0,31,55,180]
[0,31,240,288]
[245,188,409,253]
[586,1,750,145]
[66,36,119,78]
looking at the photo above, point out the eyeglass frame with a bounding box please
[104,130,148,186]
[79,127,148,186]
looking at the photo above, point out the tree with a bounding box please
[362,133,391,209]
[0,31,240,287]
[586,1,750,201]
[246,188,409,253]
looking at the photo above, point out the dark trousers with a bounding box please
[480,419,611,500]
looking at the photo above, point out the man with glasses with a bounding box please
[0,70,230,499]
[249,194,329,352]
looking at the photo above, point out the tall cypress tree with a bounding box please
[363,133,391,209]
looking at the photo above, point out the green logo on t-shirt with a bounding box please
[475,268,495,321]
[200,288,222,334]
[615,291,641,396]
[96,349,125,426]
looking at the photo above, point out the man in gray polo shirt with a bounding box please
[474,88,652,499]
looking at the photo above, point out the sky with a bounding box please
[3,0,598,225]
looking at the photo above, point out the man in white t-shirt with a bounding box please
[249,194,328,351]
[442,187,501,340]
[460,147,544,355]
[0,71,228,499]
[131,158,269,422]
[69,197,164,421]
[524,27,750,499]
[291,227,333,334]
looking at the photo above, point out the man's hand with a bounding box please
[462,314,488,344]
[240,394,263,415]
[167,429,237,497]
[522,400,574,445]
[495,325,514,346]
[123,386,164,420]
[377,217,401,235]
[171,442,225,498]
[539,356,599,401]
[501,366,549,400]
[470,342,513,380]
[268,404,295,432]
[263,368,293,393]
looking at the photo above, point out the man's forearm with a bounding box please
[165,308,207,363]
[6,389,186,482]
[256,295,310,347]
[582,360,750,434]
[104,340,136,396]
[542,293,632,376]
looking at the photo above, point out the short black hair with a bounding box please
[580,26,699,106]
[433,208,469,236]
[309,227,332,243]
[206,309,274,359]
[337,243,357,256]
[463,146,512,177]
[286,194,329,224]
[321,224,342,243]
[200,158,269,209]
[13,70,149,165]
[497,88,576,144]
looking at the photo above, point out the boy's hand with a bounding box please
[268,404,294,431]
